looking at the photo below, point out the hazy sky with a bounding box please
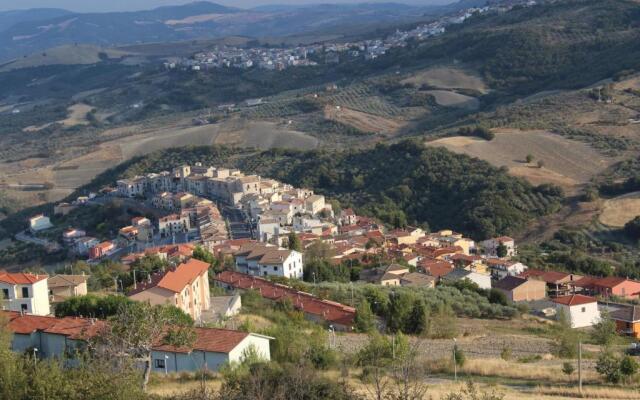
[0,0,452,12]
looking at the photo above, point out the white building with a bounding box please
[29,215,53,233]
[116,177,146,198]
[234,243,303,279]
[553,294,601,328]
[158,213,190,237]
[0,273,50,316]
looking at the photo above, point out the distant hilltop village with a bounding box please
[167,1,538,73]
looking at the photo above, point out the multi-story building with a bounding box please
[128,258,211,321]
[158,213,190,237]
[233,242,303,279]
[0,272,50,316]
[117,177,146,197]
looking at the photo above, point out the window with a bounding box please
[1,289,8,299]
[155,359,166,369]
[581,307,586,313]
[21,287,29,298]
[273,266,278,271]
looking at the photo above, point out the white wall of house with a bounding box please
[0,279,50,316]
[464,272,492,290]
[556,302,601,328]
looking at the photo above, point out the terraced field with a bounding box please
[427,129,615,193]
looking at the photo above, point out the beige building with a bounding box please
[128,258,211,321]
[494,276,546,302]
[47,275,88,303]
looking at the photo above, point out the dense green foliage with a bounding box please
[84,142,562,239]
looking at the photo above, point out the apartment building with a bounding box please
[128,258,211,321]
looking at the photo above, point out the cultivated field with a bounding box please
[599,191,640,227]
[402,66,488,93]
[323,105,405,135]
[0,45,134,72]
[427,129,615,193]
[425,90,480,110]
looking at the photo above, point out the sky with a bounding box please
[0,0,452,12]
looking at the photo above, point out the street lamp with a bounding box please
[33,347,38,367]
[164,355,170,375]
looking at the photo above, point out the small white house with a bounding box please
[0,273,50,316]
[553,294,601,328]
[29,214,53,233]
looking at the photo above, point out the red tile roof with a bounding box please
[3,311,259,354]
[215,271,355,327]
[153,327,249,354]
[128,258,210,296]
[552,294,597,306]
[592,276,635,289]
[0,272,47,285]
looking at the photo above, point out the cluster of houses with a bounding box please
[171,0,539,74]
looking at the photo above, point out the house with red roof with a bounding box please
[552,294,600,328]
[3,311,272,372]
[128,259,211,321]
[519,269,582,297]
[580,277,640,300]
[0,272,50,316]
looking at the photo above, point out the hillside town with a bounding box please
[169,0,538,73]
[5,159,640,380]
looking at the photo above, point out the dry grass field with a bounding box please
[0,116,319,209]
[427,129,615,193]
[424,90,480,110]
[599,191,640,227]
[323,105,406,135]
[402,66,488,93]
[60,103,94,127]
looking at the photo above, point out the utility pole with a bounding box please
[453,338,457,381]
[133,270,137,290]
[578,340,583,394]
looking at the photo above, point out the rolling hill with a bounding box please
[0,1,471,62]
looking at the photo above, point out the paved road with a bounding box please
[15,231,61,251]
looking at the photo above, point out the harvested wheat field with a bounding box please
[427,129,615,193]
[425,90,479,110]
[324,105,405,135]
[402,66,488,93]
[600,191,640,227]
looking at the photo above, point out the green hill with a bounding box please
[62,141,563,240]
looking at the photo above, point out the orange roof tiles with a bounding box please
[552,294,597,306]
[0,272,47,285]
[215,271,355,327]
[129,258,209,296]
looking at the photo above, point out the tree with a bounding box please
[428,305,458,339]
[561,361,575,376]
[619,355,638,383]
[596,350,623,383]
[553,310,578,358]
[591,311,617,346]
[454,346,466,367]
[404,300,428,335]
[537,160,545,169]
[355,299,376,333]
[287,232,302,252]
[93,302,195,390]
[193,245,216,265]
[389,341,429,400]
[496,242,508,258]
[386,291,413,333]
[624,216,640,240]
[525,154,534,163]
